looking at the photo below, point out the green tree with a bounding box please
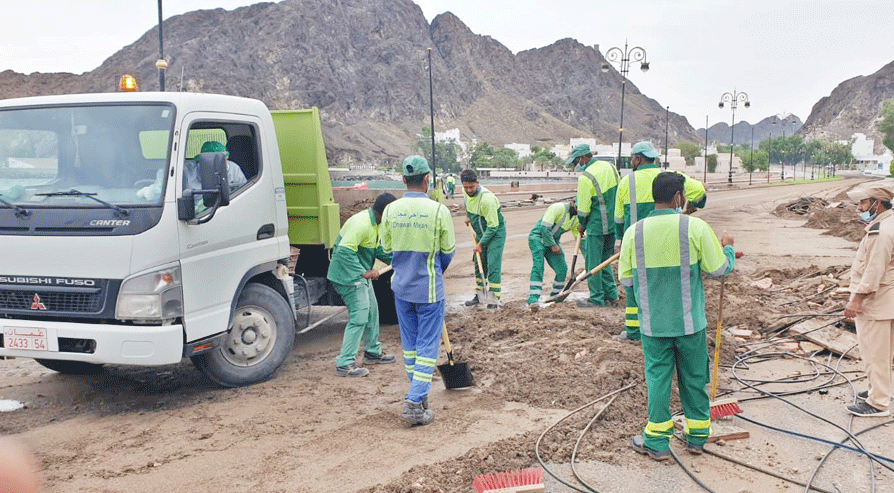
[490,147,521,169]
[676,141,701,166]
[706,154,718,173]
[880,99,894,152]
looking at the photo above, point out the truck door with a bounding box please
[176,115,278,342]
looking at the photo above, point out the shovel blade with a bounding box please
[437,361,474,389]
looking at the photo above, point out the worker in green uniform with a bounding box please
[462,169,506,308]
[619,172,735,460]
[527,200,580,304]
[327,193,398,377]
[446,174,456,199]
[569,144,620,308]
[615,141,707,341]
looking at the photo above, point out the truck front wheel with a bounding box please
[35,359,104,375]
[191,283,295,387]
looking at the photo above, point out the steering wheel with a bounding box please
[133,179,156,188]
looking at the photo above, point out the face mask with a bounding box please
[859,201,877,222]
[674,195,683,214]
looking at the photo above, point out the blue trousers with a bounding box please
[395,298,445,403]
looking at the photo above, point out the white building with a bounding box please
[851,133,892,171]
[505,143,532,159]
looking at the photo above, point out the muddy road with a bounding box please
[3,176,892,493]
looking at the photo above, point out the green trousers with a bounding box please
[582,230,617,305]
[333,279,382,367]
[527,234,567,303]
[641,330,712,451]
[474,229,505,299]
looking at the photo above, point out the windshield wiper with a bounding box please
[35,189,130,217]
[0,194,30,218]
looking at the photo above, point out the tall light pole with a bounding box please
[602,42,649,169]
[427,48,436,181]
[718,90,750,185]
[767,130,772,183]
[704,115,709,182]
[749,126,754,185]
[156,0,166,91]
[664,105,670,168]
[772,113,795,180]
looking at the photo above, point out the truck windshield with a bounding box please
[0,104,175,207]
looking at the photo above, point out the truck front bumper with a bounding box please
[0,319,184,366]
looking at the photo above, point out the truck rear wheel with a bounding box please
[35,359,104,375]
[191,283,295,387]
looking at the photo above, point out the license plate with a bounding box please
[3,327,48,351]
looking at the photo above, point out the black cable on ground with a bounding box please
[667,446,716,493]
[534,383,636,493]
[698,445,836,493]
[805,419,894,493]
[569,393,621,493]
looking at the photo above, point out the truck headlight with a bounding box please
[116,264,183,321]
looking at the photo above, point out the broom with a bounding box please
[710,277,743,419]
[473,467,544,493]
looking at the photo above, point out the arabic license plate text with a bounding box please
[3,327,48,351]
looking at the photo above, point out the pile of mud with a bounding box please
[340,198,375,225]
[774,195,864,242]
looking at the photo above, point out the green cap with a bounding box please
[631,141,660,159]
[402,155,431,176]
[200,141,229,155]
[564,144,592,166]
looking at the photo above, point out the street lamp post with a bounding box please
[427,48,436,179]
[157,0,166,91]
[768,130,772,183]
[749,126,754,186]
[718,90,750,185]
[602,42,649,169]
[704,116,708,182]
[664,105,669,168]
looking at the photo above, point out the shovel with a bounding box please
[544,252,620,303]
[467,223,498,305]
[437,322,474,389]
[562,233,584,291]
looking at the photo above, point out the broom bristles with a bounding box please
[473,467,544,493]
[710,398,743,419]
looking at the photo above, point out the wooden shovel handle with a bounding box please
[377,265,392,276]
[441,322,455,365]
[467,223,487,288]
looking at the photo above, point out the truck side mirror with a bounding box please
[197,152,230,207]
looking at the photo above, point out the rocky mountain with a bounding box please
[0,0,700,164]
[800,59,894,152]
[698,115,803,147]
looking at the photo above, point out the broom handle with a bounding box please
[710,278,725,401]
[441,322,455,366]
[377,265,392,276]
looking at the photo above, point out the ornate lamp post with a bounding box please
[664,105,669,168]
[602,42,649,169]
[718,90,750,184]
[704,115,709,182]
[749,126,754,185]
[772,113,796,180]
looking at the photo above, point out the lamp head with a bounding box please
[744,101,751,108]
[718,102,724,109]
[640,61,650,72]
[601,62,610,73]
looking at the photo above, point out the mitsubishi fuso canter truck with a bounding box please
[0,92,380,387]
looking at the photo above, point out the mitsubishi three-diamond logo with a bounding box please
[31,294,47,310]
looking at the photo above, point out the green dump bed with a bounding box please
[270,108,340,249]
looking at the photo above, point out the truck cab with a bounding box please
[0,92,317,387]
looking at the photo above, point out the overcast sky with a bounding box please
[3,0,892,130]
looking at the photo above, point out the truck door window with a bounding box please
[185,123,259,196]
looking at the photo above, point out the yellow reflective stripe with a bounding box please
[404,365,415,373]
[416,356,437,368]
[489,283,501,289]
[413,371,433,382]
[403,350,417,359]
[626,319,640,328]
[626,307,638,314]
[644,420,674,438]
[684,418,712,437]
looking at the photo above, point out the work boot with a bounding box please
[615,330,641,343]
[363,351,396,364]
[526,295,540,305]
[421,395,429,410]
[576,299,601,309]
[464,294,480,306]
[846,401,890,417]
[857,390,868,401]
[630,435,671,462]
[402,399,434,426]
[685,441,704,455]
[335,364,369,377]
[486,302,500,310]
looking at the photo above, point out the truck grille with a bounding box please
[0,290,104,313]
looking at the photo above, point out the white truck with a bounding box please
[0,92,361,387]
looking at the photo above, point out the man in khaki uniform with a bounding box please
[844,182,894,417]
